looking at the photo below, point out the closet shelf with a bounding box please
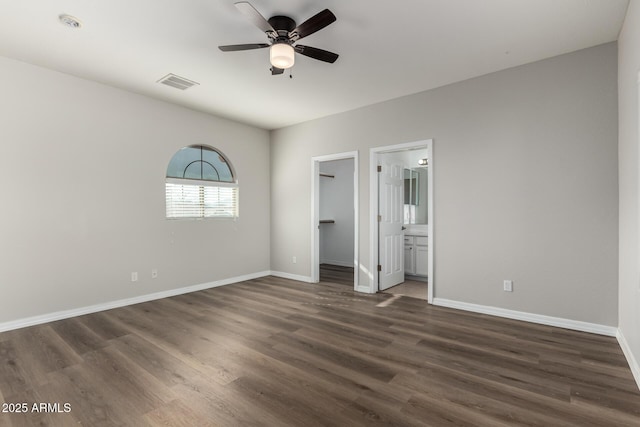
[319,220,335,224]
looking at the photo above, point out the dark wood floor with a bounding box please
[383,280,428,300]
[320,263,428,300]
[319,263,354,286]
[0,276,639,426]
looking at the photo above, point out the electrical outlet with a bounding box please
[151,269,158,279]
[503,280,513,292]
[131,272,138,282]
[292,256,297,264]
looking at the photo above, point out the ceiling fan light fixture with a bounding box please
[270,43,295,69]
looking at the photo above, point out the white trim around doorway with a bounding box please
[311,151,359,291]
[369,139,434,303]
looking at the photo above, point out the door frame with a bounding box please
[370,139,434,303]
[311,151,359,290]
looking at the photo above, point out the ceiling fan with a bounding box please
[218,2,339,75]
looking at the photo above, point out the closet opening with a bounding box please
[311,151,359,290]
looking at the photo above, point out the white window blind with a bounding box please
[166,179,238,219]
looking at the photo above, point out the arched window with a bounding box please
[165,145,238,219]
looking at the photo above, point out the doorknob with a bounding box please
[401,226,406,231]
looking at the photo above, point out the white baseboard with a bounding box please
[356,285,375,294]
[269,271,314,283]
[432,298,617,337]
[0,271,271,333]
[617,329,640,391]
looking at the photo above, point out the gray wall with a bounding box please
[618,1,640,379]
[319,159,355,267]
[0,56,271,324]
[271,42,618,326]
[0,39,622,334]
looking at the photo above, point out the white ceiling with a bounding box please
[0,0,629,130]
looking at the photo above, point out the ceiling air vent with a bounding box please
[157,73,199,90]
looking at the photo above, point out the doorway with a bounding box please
[370,140,434,303]
[311,151,359,290]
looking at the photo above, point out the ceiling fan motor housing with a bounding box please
[268,15,296,35]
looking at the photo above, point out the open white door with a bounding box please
[378,160,404,290]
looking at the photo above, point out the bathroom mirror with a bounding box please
[404,169,418,206]
[404,167,428,224]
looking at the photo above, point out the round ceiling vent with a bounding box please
[59,14,82,29]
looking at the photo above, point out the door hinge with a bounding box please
[377,165,382,172]
[377,215,382,222]
[377,265,382,272]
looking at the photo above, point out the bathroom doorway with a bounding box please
[370,140,433,302]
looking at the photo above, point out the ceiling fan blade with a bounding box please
[234,2,277,37]
[218,43,270,52]
[290,9,336,41]
[294,45,339,63]
[271,67,284,75]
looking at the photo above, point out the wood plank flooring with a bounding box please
[0,276,639,426]
[319,263,354,287]
[383,280,428,300]
[320,264,428,301]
